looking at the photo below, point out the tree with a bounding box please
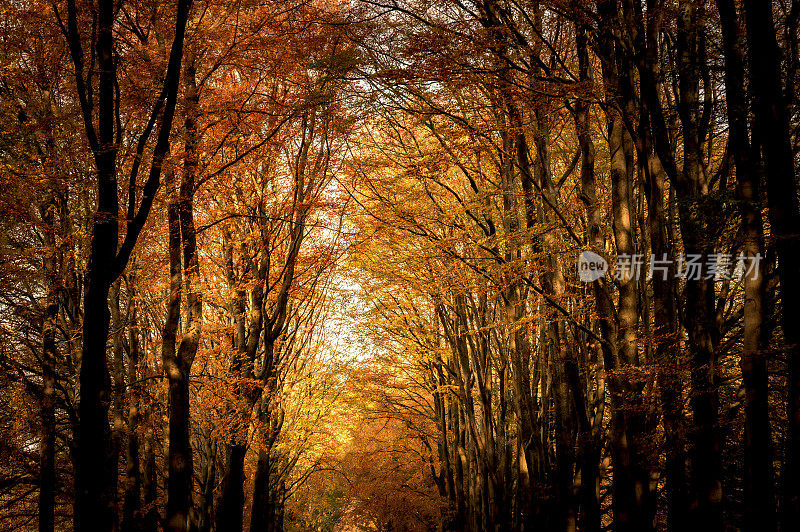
[54,0,192,527]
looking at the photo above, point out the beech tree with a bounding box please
[2,0,800,531]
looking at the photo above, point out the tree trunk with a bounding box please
[142,414,159,532]
[215,444,247,532]
[165,369,193,532]
[573,21,602,532]
[673,3,723,529]
[163,47,202,531]
[197,440,215,532]
[38,196,58,532]
[596,4,652,527]
[63,0,192,526]
[73,2,121,527]
[215,224,268,532]
[742,1,800,529]
[716,1,775,529]
[110,283,128,531]
[122,275,142,532]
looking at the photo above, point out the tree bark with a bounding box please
[215,444,247,532]
[673,3,722,528]
[716,1,775,529]
[596,3,652,528]
[573,21,601,532]
[38,195,58,532]
[122,273,142,532]
[60,0,193,527]
[163,47,202,532]
[742,1,800,529]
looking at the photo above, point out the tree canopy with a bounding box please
[1,0,800,531]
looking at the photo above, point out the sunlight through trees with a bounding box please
[1,0,800,531]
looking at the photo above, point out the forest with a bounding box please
[1,0,800,530]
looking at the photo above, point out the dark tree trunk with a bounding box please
[60,0,192,526]
[251,434,286,532]
[72,2,122,527]
[716,1,775,529]
[623,1,689,528]
[76,141,117,532]
[197,441,216,532]
[163,48,202,532]
[165,368,193,532]
[110,283,128,530]
[573,21,601,532]
[672,3,722,528]
[215,225,267,532]
[596,4,652,527]
[38,197,58,532]
[742,1,800,529]
[122,278,142,532]
[162,180,187,531]
[142,417,159,532]
[214,444,247,532]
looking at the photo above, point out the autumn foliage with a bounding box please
[2,0,800,531]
